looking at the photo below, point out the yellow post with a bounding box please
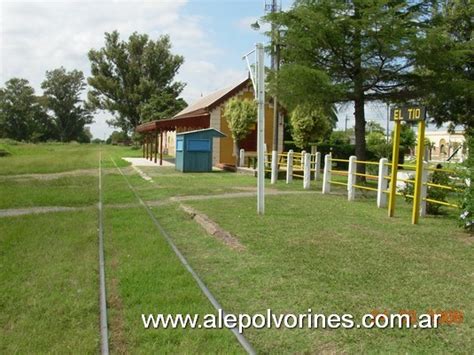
[411,120,426,224]
[388,121,401,217]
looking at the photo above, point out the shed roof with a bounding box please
[176,128,226,138]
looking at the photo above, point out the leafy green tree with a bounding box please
[0,78,49,141]
[77,127,93,143]
[400,124,416,153]
[366,121,385,134]
[88,31,186,133]
[367,131,390,159]
[107,131,131,145]
[290,104,332,149]
[416,0,473,132]
[223,98,257,166]
[329,130,351,145]
[392,123,417,163]
[266,0,428,175]
[41,67,93,142]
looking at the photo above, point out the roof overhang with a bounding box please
[136,113,210,133]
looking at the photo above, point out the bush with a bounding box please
[0,138,20,145]
[283,141,380,170]
[108,131,131,145]
[0,148,12,157]
[401,169,451,215]
[367,132,391,160]
[458,134,473,231]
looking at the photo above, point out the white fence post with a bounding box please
[347,155,357,201]
[303,153,311,189]
[314,152,321,181]
[286,150,293,184]
[420,161,428,217]
[239,149,245,167]
[377,158,389,208]
[322,154,331,194]
[301,150,306,169]
[271,150,278,184]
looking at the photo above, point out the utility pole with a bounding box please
[344,114,349,132]
[243,44,266,215]
[266,0,281,152]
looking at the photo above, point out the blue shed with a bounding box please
[175,128,226,172]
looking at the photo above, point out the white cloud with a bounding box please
[0,0,244,138]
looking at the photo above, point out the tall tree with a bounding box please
[41,67,93,142]
[290,104,332,148]
[266,0,428,175]
[223,98,257,167]
[0,78,49,141]
[87,31,186,133]
[416,0,473,134]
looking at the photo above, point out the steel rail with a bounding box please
[111,158,256,355]
[98,152,110,355]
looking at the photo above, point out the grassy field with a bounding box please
[0,141,138,175]
[0,211,99,353]
[0,141,471,353]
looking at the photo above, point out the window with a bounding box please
[187,139,210,152]
[176,139,184,152]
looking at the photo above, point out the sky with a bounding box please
[0,0,441,139]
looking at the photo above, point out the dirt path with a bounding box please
[0,169,97,181]
[0,190,320,218]
[169,189,319,202]
[0,206,91,217]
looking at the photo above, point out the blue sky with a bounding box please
[0,0,440,139]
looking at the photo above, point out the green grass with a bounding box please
[150,193,473,353]
[0,175,99,209]
[103,206,243,353]
[0,211,99,353]
[0,141,139,175]
[0,143,244,353]
[1,142,471,353]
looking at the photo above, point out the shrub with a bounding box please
[0,148,11,157]
[458,134,473,231]
[401,169,451,215]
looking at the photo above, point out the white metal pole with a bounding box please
[256,43,265,215]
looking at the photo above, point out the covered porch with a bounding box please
[135,114,210,165]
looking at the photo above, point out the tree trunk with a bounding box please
[353,3,366,183]
[234,140,240,169]
[354,96,367,182]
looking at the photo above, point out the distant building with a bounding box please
[424,129,466,162]
[136,78,284,167]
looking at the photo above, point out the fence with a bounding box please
[322,155,461,216]
[239,149,462,217]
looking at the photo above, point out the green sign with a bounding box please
[390,106,426,122]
